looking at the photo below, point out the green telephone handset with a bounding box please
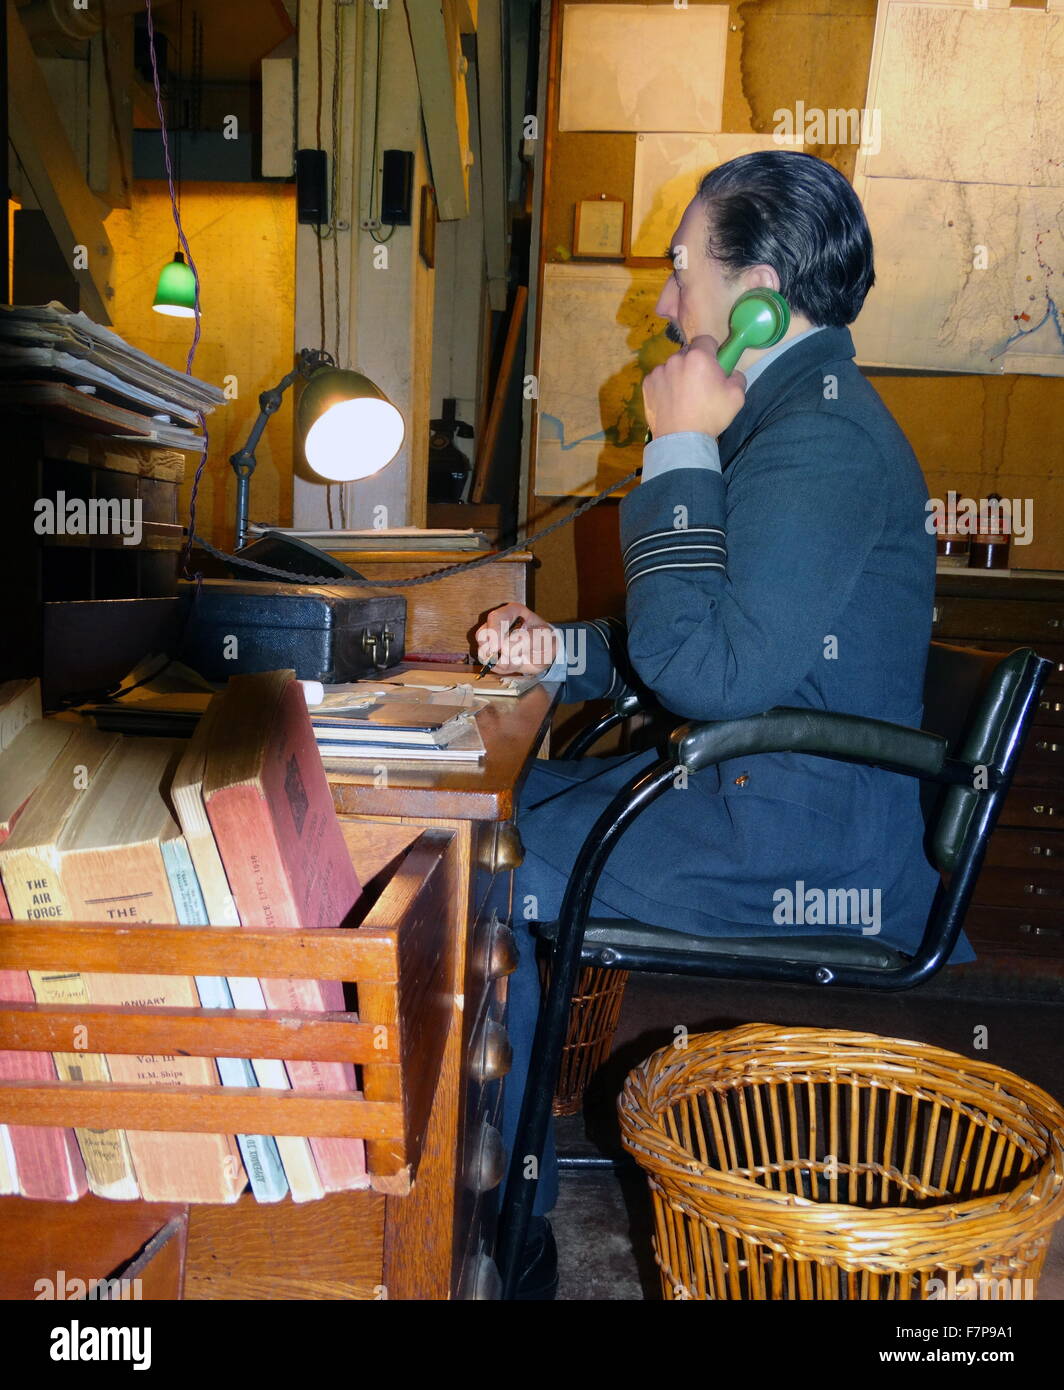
[644,288,791,442]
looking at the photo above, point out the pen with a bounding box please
[476,616,525,680]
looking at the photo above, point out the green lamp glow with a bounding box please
[716,288,791,374]
[152,252,197,318]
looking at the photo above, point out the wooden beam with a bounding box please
[88,20,134,209]
[404,0,469,220]
[476,0,508,311]
[7,0,113,322]
[261,55,296,177]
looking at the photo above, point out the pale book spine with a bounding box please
[0,1125,17,1195]
[64,846,245,1205]
[173,795,322,1198]
[1,854,140,1199]
[226,975,325,1203]
[163,837,288,1203]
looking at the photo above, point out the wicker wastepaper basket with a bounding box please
[546,964,630,1116]
[618,1024,1064,1301]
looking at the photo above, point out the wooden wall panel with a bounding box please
[529,0,1063,631]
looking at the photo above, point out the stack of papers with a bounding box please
[248,524,492,551]
[307,685,487,761]
[0,302,225,452]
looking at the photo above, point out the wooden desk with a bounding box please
[319,550,532,654]
[325,683,560,1299]
[0,686,559,1302]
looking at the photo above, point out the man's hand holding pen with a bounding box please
[474,603,560,677]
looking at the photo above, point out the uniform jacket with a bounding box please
[544,325,954,954]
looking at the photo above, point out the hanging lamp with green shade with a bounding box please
[152,251,197,317]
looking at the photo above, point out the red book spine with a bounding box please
[0,969,88,1200]
[206,680,367,1192]
[0,838,88,1200]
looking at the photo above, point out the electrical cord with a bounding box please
[144,0,211,580]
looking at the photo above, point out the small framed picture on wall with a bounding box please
[573,196,627,260]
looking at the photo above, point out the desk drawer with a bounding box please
[1014,728,1064,787]
[931,599,1064,643]
[964,902,1064,961]
[971,865,1064,908]
[982,827,1064,869]
[998,787,1064,828]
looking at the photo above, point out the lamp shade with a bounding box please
[297,367,405,482]
[152,252,197,317]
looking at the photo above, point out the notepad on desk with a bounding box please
[312,701,476,747]
[316,719,486,763]
[376,668,542,698]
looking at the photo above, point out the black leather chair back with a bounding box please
[921,643,1048,871]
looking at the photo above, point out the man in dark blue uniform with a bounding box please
[475,151,966,1297]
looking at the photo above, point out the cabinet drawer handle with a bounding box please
[463,1251,502,1301]
[1031,805,1058,817]
[477,822,525,873]
[465,1122,507,1194]
[1040,700,1064,715]
[1034,741,1061,754]
[1019,922,1063,938]
[1023,884,1063,897]
[1029,845,1056,857]
[471,1020,513,1084]
[485,917,518,980]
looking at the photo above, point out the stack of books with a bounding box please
[0,672,369,1204]
[0,302,225,452]
[310,691,487,762]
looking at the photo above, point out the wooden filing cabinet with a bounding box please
[327,683,559,1298]
[932,569,1064,975]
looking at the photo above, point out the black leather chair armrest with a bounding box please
[670,707,949,780]
[562,688,661,760]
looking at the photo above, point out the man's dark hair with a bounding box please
[697,151,875,327]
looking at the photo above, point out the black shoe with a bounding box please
[514,1216,559,1300]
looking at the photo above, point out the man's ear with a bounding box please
[742,264,782,293]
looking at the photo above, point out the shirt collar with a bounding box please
[739,324,828,388]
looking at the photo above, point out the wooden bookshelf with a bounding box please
[0,826,460,1299]
[2,415,188,689]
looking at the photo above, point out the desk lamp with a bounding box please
[229,348,405,549]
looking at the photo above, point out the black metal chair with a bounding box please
[496,641,1053,1298]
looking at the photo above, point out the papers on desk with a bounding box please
[316,721,486,764]
[0,302,224,451]
[305,683,488,761]
[247,524,492,551]
[375,669,541,698]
